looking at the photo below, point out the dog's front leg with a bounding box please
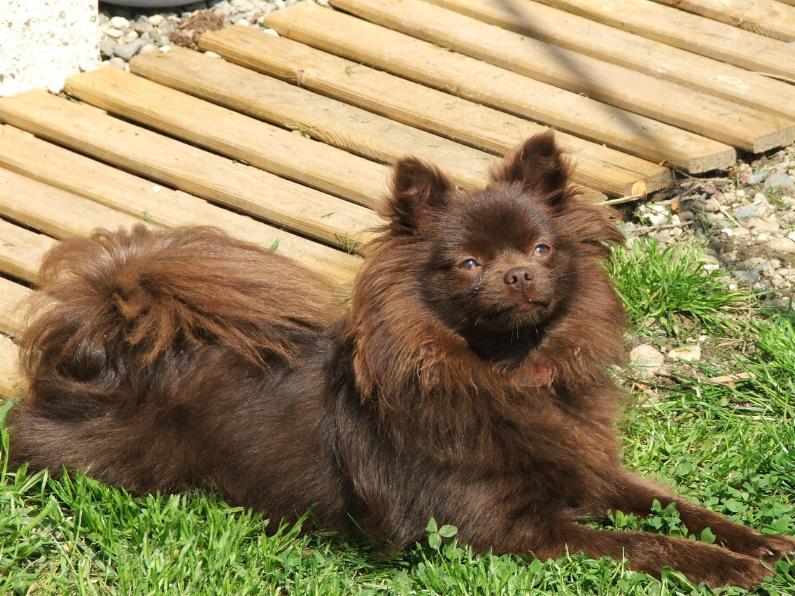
[605,472,795,561]
[530,521,772,589]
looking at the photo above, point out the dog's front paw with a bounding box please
[726,533,795,561]
[752,534,795,561]
[701,551,774,590]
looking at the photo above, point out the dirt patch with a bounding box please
[169,11,224,50]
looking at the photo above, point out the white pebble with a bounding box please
[110,16,130,29]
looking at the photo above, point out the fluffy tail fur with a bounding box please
[17,224,339,416]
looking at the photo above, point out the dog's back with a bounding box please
[8,225,341,494]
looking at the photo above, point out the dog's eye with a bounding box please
[458,257,480,269]
[533,244,551,256]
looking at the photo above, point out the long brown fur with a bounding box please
[8,132,793,588]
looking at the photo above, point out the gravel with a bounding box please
[98,0,308,67]
[625,144,795,307]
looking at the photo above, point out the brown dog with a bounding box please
[8,132,793,588]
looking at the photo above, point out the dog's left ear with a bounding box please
[491,130,572,205]
[386,157,453,235]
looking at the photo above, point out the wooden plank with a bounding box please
[0,334,24,398]
[0,218,55,283]
[0,126,361,286]
[0,91,380,255]
[130,47,498,194]
[332,0,794,153]
[427,0,795,122]
[535,0,795,82]
[0,167,147,239]
[0,277,30,338]
[654,0,795,42]
[65,67,389,210]
[264,4,735,173]
[200,28,672,195]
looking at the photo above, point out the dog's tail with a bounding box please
[20,225,340,407]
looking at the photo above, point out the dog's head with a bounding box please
[380,131,623,340]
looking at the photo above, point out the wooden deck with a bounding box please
[2,0,795,397]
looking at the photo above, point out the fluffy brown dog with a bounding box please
[8,132,793,588]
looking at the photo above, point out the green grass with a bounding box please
[609,238,745,336]
[1,240,793,594]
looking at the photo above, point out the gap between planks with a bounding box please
[0,126,361,287]
[426,0,795,122]
[534,0,795,82]
[331,0,795,153]
[131,47,507,196]
[265,3,735,173]
[653,0,795,42]
[130,48,572,199]
[199,26,672,195]
[0,92,379,260]
[65,66,390,211]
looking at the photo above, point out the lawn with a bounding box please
[1,238,793,594]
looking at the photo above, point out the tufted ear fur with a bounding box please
[491,130,573,206]
[386,157,453,235]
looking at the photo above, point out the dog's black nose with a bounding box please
[504,267,533,291]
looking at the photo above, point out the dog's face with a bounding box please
[385,131,622,337]
[423,185,572,332]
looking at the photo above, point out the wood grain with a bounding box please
[0,125,361,286]
[0,277,30,338]
[65,66,389,210]
[428,0,795,122]
[0,91,379,257]
[654,0,795,42]
[535,0,795,82]
[131,47,499,193]
[0,218,55,283]
[332,0,794,153]
[265,4,735,172]
[0,334,24,398]
[200,26,671,194]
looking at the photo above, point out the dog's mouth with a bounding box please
[514,298,550,311]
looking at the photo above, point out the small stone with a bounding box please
[765,171,794,191]
[109,16,130,29]
[745,170,769,185]
[630,344,665,379]
[139,44,158,56]
[668,344,702,363]
[788,231,795,242]
[99,39,116,59]
[678,210,694,223]
[114,39,145,61]
[734,204,761,222]
[105,27,124,38]
[134,19,154,35]
[703,197,721,213]
[204,51,221,58]
[747,217,779,233]
[734,269,760,285]
[768,238,795,254]
[148,14,164,26]
[108,57,127,70]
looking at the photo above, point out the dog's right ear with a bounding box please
[386,157,453,235]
